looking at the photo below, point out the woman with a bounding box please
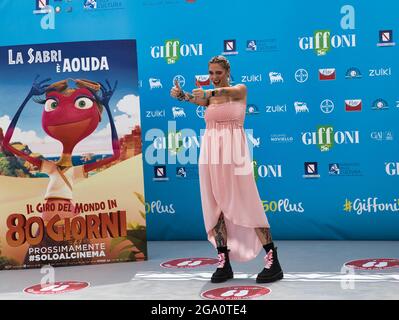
[170,56,283,283]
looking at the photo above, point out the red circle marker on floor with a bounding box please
[24,281,89,295]
[344,258,399,270]
[161,258,219,269]
[201,286,271,300]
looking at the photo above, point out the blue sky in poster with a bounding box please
[0,40,139,156]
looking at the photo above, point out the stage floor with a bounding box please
[0,241,398,300]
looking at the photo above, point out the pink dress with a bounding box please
[199,100,270,262]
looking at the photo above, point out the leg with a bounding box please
[211,212,233,283]
[213,213,227,247]
[255,227,272,246]
[255,228,283,283]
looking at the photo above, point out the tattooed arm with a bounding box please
[170,81,209,106]
[192,84,247,101]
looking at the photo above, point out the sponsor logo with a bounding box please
[33,0,51,14]
[172,106,186,118]
[176,166,199,179]
[385,162,399,175]
[294,101,309,113]
[262,199,305,213]
[161,258,218,269]
[201,286,271,300]
[303,162,320,178]
[246,104,260,115]
[295,69,308,83]
[84,0,123,10]
[195,75,210,86]
[196,105,206,118]
[223,39,238,55]
[345,99,362,112]
[151,40,203,64]
[252,162,282,179]
[370,131,394,141]
[246,39,278,52]
[24,281,89,295]
[270,134,294,143]
[329,163,362,176]
[377,30,395,47]
[369,68,392,77]
[319,68,336,80]
[299,31,356,56]
[146,110,166,118]
[241,74,262,83]
[345,67,362,79]
[269,72,284,84]
[372,99,389,110]
[149,78,162,89]
[83,0,97,10]
[345,259,399,270]
[265,104,287,113]
[302,126,360,152]
[320,99,334,114]
[153,165,169,181]
[343,197,399,215]
[146,200,175,214]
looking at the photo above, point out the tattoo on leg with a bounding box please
[256,227,272,245]
[214,213,227,247]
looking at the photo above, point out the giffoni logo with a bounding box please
[151,40,203,64]
[302,126,360,151]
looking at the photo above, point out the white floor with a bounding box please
[0,241,398,300]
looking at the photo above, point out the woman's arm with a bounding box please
[181,92,209,106]
[170,80,209,107]
[192,84,247,100]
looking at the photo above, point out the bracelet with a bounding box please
[177,90,185,101]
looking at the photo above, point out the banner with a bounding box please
[0,39,146,269]
[136,0,399,240]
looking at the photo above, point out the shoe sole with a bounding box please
[211,273,234,283]
[256,271,284,284]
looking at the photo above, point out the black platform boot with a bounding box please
[211,246,234,283]
[256,242,284,283]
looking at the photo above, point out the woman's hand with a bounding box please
[170,79,184,99]
[192,88,210,100]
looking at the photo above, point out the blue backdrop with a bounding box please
[0,0,398,240]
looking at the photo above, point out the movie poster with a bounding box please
[0,40,146,269]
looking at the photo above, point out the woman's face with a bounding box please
[209,63,229,88]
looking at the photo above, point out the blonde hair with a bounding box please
[208,55,231,73]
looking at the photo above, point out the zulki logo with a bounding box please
[151,40,203,64]
[298,5,356,56]
[302,126,360,152]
